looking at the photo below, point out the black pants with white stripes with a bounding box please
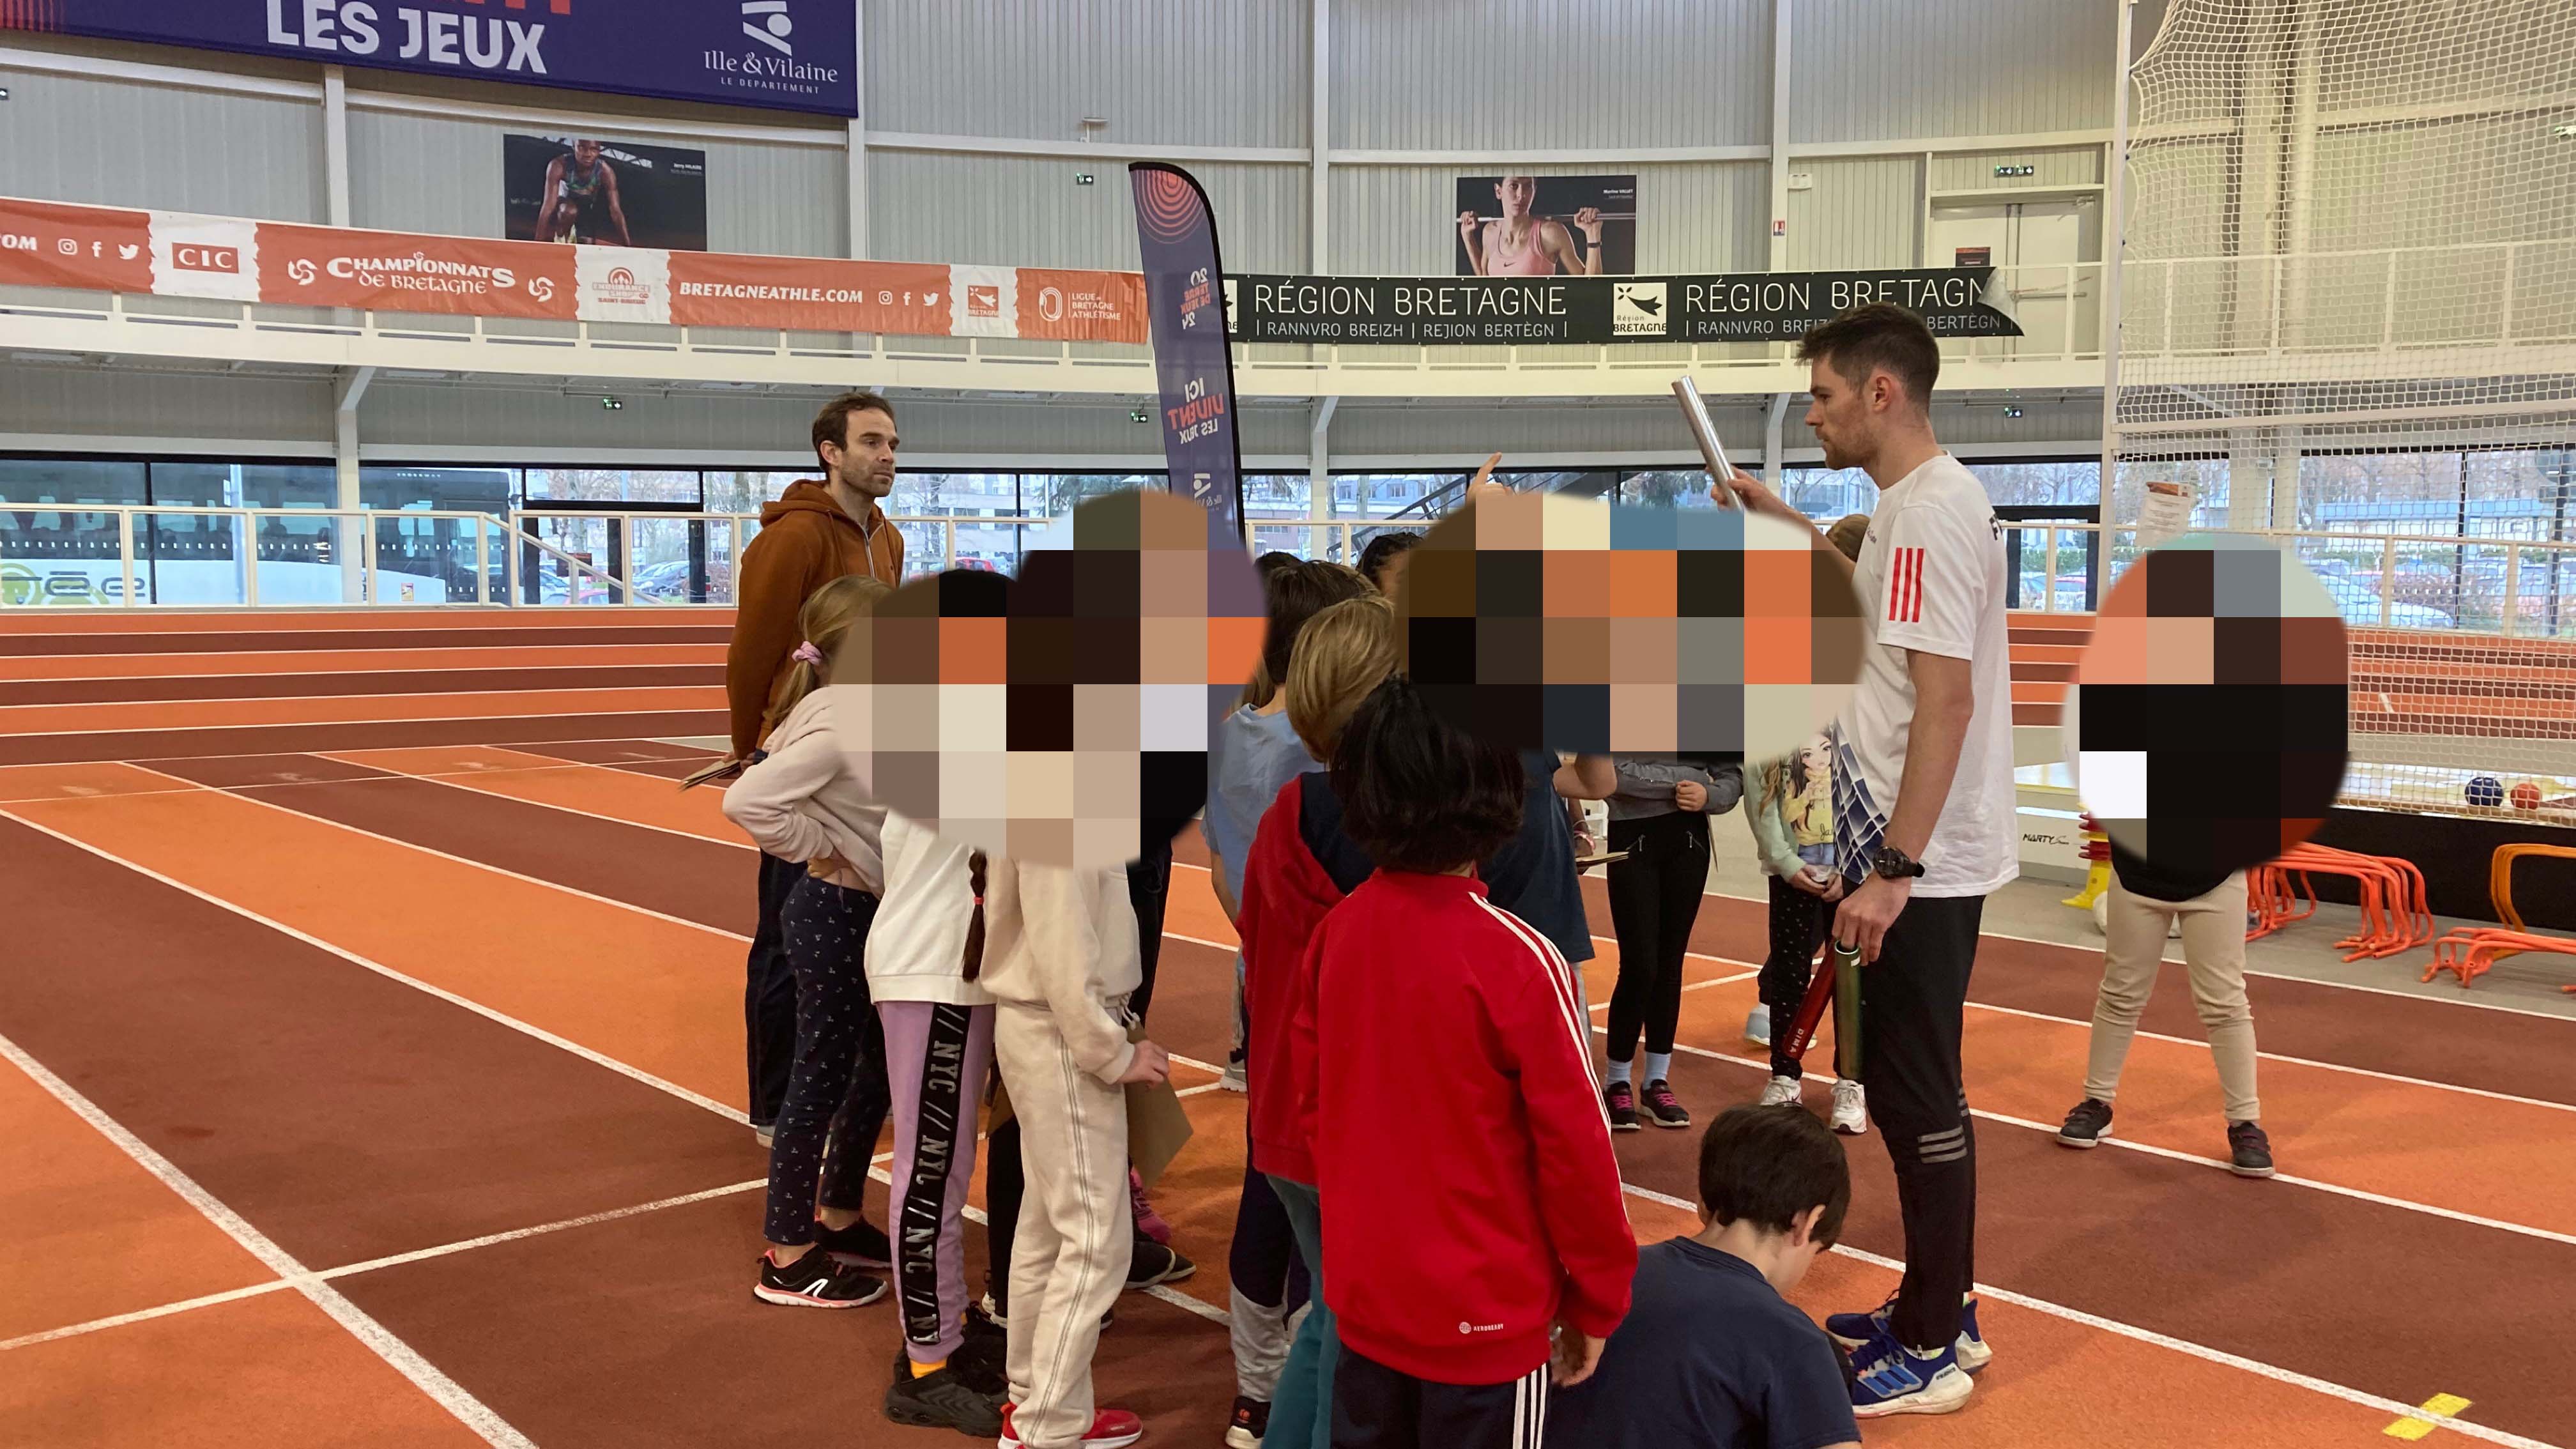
[1331,1347,1549,1449]
[1858,892,1985,1353]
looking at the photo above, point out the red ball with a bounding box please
[2511,781,2543,810]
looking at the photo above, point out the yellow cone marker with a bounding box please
[2383,1393,2472,1441]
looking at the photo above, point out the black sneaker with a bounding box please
[1640,1079,1691,1130]
[754,1247,887,1308]
[814,1216,891,1269]
[1604,1080,1640,1132]
[1126,1240,1197,1289]
[2057,1098,2114,1149]
[1226,1395,1270,1448]
[2227,1120,2276,1179]
[885,1345,1006,1438]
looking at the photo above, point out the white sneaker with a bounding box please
[1220,1061,1248,1093]
[1758,1075,1802,1107]
[1744,1005,1772,1046]
[1830,1078,1869,1136]
[753,1124,774,1149]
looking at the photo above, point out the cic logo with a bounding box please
[174,243,241,275]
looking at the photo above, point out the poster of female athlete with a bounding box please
[1453,173,1636,276]
[503,135,709,252]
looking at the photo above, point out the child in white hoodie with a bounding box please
[721,576,899,1310]
[977,852,1176,1449]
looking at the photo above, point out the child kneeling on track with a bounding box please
[2057,836,2273,1178]
[871,813,1009,1436]
[1549,1106,1862,1449]
[1296,675,1634,1449]
[1746,736,1870,1136]
[979,852,1174,1449]
[721,575,899,1308]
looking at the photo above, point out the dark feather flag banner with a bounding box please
[1129,163,1247,538]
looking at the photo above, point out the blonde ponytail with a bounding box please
[763,574,894,735]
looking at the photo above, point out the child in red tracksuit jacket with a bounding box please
[1292,676,1636,1449]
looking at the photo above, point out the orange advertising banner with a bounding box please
[1013,267,1150,344]
[0,196,155,294]
[666,252,953,335]
[254,223,579,320]
[0,194,1145,344]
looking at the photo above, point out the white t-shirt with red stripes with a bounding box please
[1828,453,2020,899]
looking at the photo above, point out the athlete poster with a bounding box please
[503,135,708,252]
[1454,174,1636,277]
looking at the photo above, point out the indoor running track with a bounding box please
[3,740,2570,1449]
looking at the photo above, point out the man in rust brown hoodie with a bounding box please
[726,389,906,1145]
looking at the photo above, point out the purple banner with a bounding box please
[1,0,856,117]
[1128,163,1246,539]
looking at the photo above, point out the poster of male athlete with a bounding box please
[503,135,709,252]
[1453,173,1636,276]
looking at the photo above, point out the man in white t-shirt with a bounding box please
[1719,302,2016,1421]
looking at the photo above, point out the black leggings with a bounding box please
[1604,809,1709,1063]
[1760,874,1834,1079]
[762,876,890,1245]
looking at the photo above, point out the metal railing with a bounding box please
[10,502,2573,638]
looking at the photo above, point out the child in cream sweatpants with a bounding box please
[977,856,1174,1449]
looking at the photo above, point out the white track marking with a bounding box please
[921,1186,1232,1328]
[1687,882,2576,1023]
[1592,969,1758,1013]
[113,763,753,944]
[1616,1178,2561,1449]
[0,1178,768,1354]
[1632,1026,2576,1248]
[310,750,760,853]
[0,806,748,1125]
[0,656,721,684]
[0,1032,538,1449]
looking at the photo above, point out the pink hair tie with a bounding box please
[792,641,825,667]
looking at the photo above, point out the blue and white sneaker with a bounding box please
[1846,1328,1974,1418]
[1827,1293,1992,1374]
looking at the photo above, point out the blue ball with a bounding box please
[2466,776,2505,807]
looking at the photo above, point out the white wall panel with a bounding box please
[0,364,334,444]
[1791,0,2115,144]
[866,0,1307,148]
[0,63,324,220]
[1331,162,1766,275]
[1928,148,2102,192]
[1330,0,1770,150]
[870,155,1306,272]
[1786,157,1920,269]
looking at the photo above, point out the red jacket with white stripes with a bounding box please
[1294,870,1635,1384]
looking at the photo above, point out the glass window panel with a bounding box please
[1779,468,1876,525]
[889,471,1022,518]
[1972,460,2102,509]
[1243,473,1312,521]
[0,457,148,509]
[522,468,703,506]
[703,470,811,516]
[1026,473,1162,519]
[0,460,147,604]
[148,461,335,510]
[360,466,516,516]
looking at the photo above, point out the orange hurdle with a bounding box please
[2246,844,2435,960]
[2424,927,2576,990]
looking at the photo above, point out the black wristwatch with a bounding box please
[1871,845,1926,880]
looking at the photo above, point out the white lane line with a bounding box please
[1614,1179,2561,1449]
[1591,970,1758,1015]
[310,750,758,853]
[0,1031,538,1449]
[1633,1027,2576,1250]
[113,763,753,944]
[0,805,748,1126]
[0,1178,768,1354]
[0,756,705,809]
[0,657,721,684]
[1687,882,2576,1023]
[0,688,726,728]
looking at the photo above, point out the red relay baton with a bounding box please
[1780,945,1836,1062]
